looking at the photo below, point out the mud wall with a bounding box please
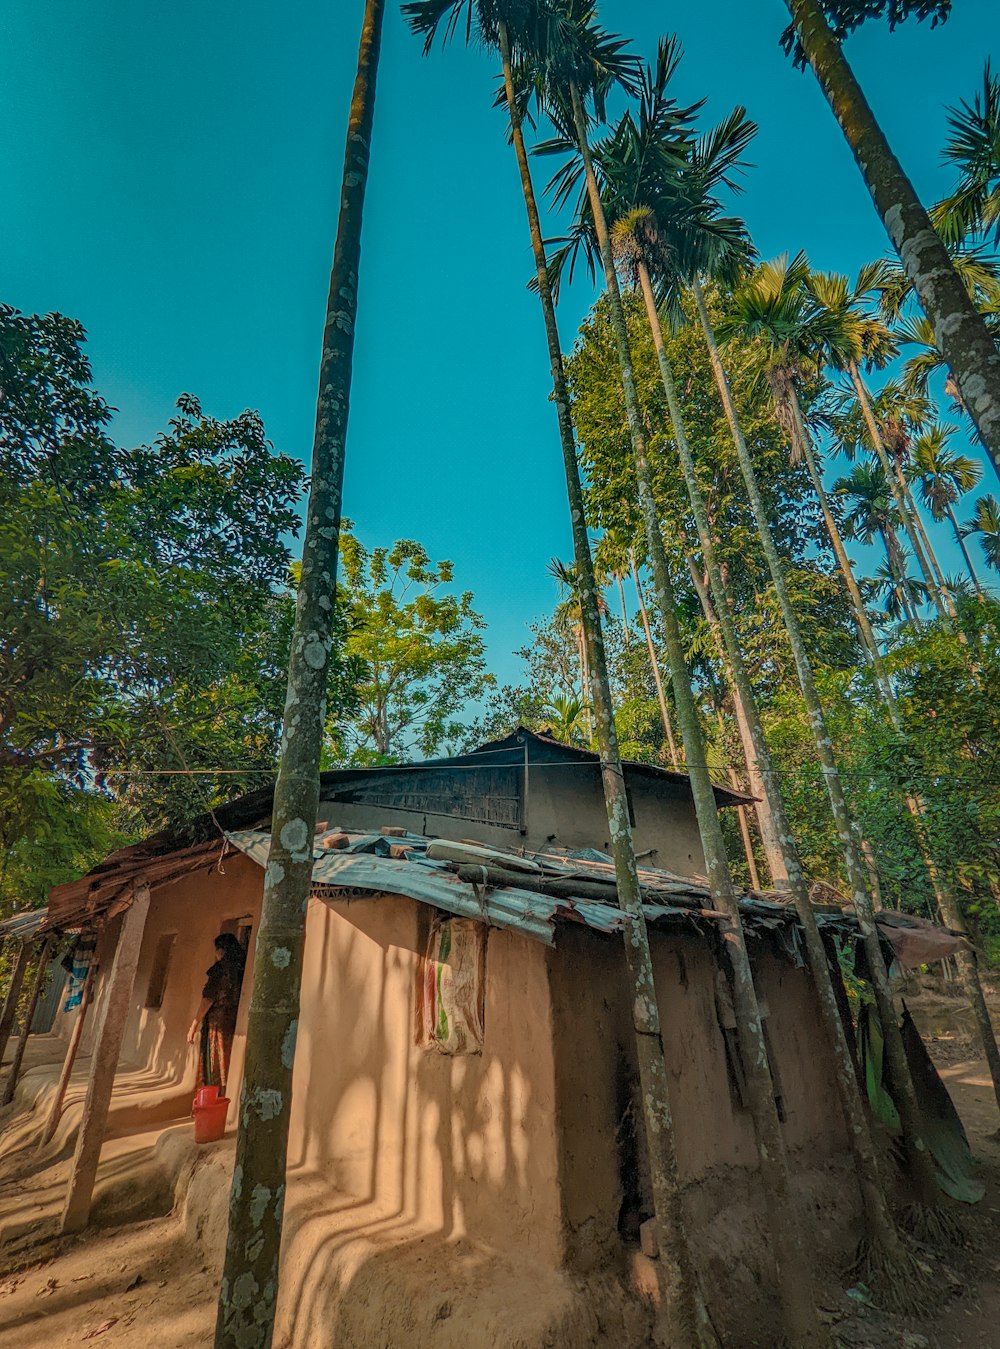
[548,926,859,1333]
[284,893,565,1264]
[51,855,263,1123]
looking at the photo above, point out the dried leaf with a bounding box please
[81,1318,119,1340]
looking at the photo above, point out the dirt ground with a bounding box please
[3,1020,1000,1346]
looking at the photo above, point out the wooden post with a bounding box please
[60,884,150,1233]
[0,940,33,1068]
[39,957,99,1148]
[2,936,56,1106]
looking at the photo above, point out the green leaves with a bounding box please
[334,529,493,762]
[0,304,313,871]
[933,61,1000,248]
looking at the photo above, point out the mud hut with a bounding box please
[1,731,968,1344]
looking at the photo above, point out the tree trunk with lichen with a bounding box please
[498,28,710,1346]
[633,561,681,769]
[783,0,1000,480]
[640,264,907,1269]
[692,277,945,1211]
[686,556,786,887]
[781,382,900,704]
[213,3,385,1345]
[570,82,823,1346]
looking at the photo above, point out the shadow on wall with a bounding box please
[275,895,570,1348]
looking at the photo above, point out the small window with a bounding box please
[145,933,177,1010]
[418,917,485,1055]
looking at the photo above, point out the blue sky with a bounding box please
[2,1,996,686]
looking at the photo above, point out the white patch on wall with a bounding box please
[418,917,486,1056]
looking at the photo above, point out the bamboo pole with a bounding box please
[61,885,150,1233]
[39,955,99,1148]
[0,940,32,1068]
[2,936,56,1106]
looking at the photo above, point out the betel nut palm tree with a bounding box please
[721,253,919,691]
[403,4,714,1341]
[527,14,825,1343]
[702,259,955,1242]
[538,41,792,890]
[549,45,928,1301]
[214,3,387,1348]
[780,0,1000,477]
[732,265,1000,1101]
[933,59,1000,249]
[805,264,956,625]
[963,492,1000,576]
[909,424,986,595]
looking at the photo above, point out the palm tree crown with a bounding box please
[933,60,1000,247]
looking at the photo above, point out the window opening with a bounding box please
[145,933,176,1010]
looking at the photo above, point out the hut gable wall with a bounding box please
[319,753,705,876]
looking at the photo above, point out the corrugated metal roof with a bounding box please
[0,909,48,942]
[225,829,625,946]
[223,828,868,959]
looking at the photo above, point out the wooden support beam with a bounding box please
[2,937,57,1106]
[0,940,33,1067]
[39,956,99,1148]
[60,884,150,1234]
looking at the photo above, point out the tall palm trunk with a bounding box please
[617,572,632,646]
[945,502,985,596]
[879,524,921,627]
[846,362,951,624]
[633,561,681,769]
[906,809,1000,1115]
[898,471,956,615]
[691,276,947,1216]
[214,3,385,1345]
[569,83,822,1346]
[498,29,710,1344]
[782,0,1000,475]
[638,261,910,1275]
[783,387,898,705]
[686,548,789,887]
[713,704,762,891]
[575,622,594,743]
[760,334,994,1119]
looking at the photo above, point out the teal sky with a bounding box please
[3,2,997,687]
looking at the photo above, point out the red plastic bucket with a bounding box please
[193,1096,230,1144]
[193,1086,221,1111]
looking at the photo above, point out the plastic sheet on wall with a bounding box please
[419,917,485,1055]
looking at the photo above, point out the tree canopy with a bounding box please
[0,307,339,910]
[336,531,493,763]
